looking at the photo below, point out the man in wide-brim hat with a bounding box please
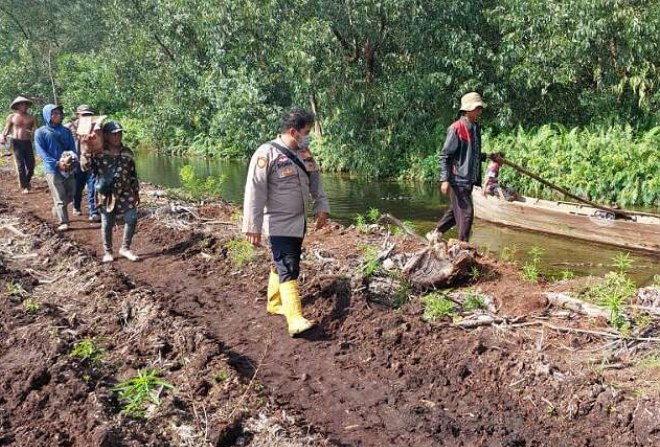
[1,96,36,193]
[426,92,502,243]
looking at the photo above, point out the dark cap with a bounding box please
[76,104,94,115]
[102,121,123,133]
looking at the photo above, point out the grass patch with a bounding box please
[113,369,174,418]
[225,238,255,268]
[462,290,487,311]
[6,282,26,297]
[22,298,41,313]
[422,291,455,321]
[638,353,660,369]
[213,370,231,383]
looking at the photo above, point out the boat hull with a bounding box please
[472,190,660,254]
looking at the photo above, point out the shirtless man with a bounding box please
[1,96,36,193]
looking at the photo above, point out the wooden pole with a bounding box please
[47,49,58,104]
[500,157,632,220]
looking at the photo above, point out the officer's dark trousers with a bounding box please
[270,236,303,283]
[435,184,474,242]
[11,139,35,190]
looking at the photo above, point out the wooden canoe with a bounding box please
[472,189,660,254]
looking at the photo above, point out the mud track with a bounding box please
[2,169,659,446]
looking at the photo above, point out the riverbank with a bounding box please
[2,165,660,446]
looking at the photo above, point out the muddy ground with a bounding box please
[1,164,660,446]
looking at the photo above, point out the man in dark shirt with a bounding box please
[428,92,500,242]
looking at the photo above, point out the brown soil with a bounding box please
[1,166,660,446]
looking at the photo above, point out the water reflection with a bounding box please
[134,152,658,284]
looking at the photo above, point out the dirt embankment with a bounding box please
[1,166,660,447]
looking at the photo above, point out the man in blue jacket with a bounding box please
[35,104,78,231]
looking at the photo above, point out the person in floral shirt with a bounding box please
[81,121,140,262]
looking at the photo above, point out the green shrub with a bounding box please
[70,338,106,366]
[358,244,380,279]
[113,369,174,418]
[176,165,225,201]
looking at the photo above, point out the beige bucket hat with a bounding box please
[10,96,33,110]
[76,104,94,116]
[459,92,486,112]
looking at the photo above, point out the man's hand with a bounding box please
[488,152,505,163]
[315,212,329,230]
[440,181,450,195]
[0,134,5,145]
[246,232,261,247]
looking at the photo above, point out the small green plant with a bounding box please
[560,269,575,281]
[358,244,380,279]
[177,165,225,201]
[367,207,380,222]
[390,220,416,238]
[22,298,41,313]
[582,266,636,330]
[463,291,486,311]
[469,266,481,282]
[612,252,633,273]
[214,370,230,383]
[354,213,368,233]
[5,282,26,297]
[500,245,519,264]
[113,369,174,418]
[653,274,660,287]
[197,237,213,250]
[422,292,455,321]
[225,238,255,268]
[521,246,544,282]
[70,337,106,366]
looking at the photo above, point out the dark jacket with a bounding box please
[439,116,487,186]
[34,104,77,175]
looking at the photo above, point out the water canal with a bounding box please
[135,152,659,285]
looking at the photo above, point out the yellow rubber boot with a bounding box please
[266,269,284,315]
[280,280,315,336]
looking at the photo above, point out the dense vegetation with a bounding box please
[0,0,658,205]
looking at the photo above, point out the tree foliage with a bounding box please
[0,0,658,204]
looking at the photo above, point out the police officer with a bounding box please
[243,107,330,336]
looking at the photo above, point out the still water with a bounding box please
[134,152,658,284]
